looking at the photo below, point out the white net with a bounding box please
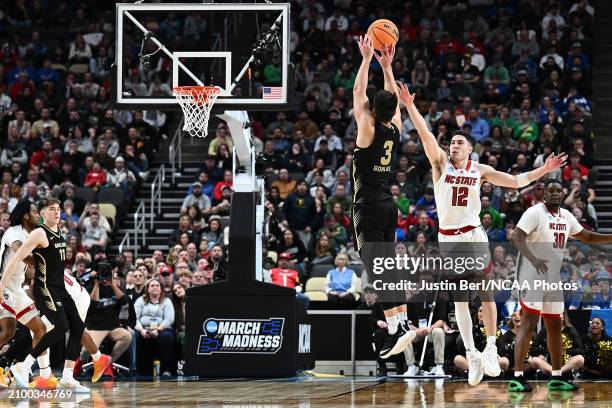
[172,86,220,138]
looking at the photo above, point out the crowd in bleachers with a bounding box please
[0,0,607,379]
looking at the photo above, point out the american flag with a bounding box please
[262,86,283,100]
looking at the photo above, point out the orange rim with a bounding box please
[173,85,220,105]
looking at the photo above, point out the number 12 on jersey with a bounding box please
[451,186,468,207]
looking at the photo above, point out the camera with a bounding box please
[97,261,113,282]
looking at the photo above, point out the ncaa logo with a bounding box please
[204,320,219,334]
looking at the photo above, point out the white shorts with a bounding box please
[520,298,564,318]
[437,225,488,243]
[74,290,91,322]
[0,287,38,325]
[437,226,492,276]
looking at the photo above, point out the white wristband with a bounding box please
[517,173,530,188]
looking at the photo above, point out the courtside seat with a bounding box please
[99,203,117,230]
[75,187,96,203]
[305,291,328,301]
[305,277,327,302]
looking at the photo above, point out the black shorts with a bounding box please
[352,199,397,253]
[353,199,404,305]
[33,285,80,331]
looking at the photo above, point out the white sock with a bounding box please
[62,368,73,380]
[37,355,51,378]
[91,351,101,362]
[22,355,36,369]
[39,366,51,379]
[487,336,496,346]
[398,311,407,323]
[552,370,562,377]
[454,302,475,352]
[515,370,523,377]
[386,314,398,335]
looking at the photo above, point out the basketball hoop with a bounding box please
[172,85,220,138]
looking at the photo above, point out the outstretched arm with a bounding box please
[0,229,46,301]
[480,153,568,188]
[397,82,445,167]
[574,229,612,244]
[353,35,375,147]
[375,45,401,129]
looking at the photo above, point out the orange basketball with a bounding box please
[367,19,399,51]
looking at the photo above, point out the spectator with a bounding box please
[271,168,297,200]
[582,317,612,378]
[169,215,199,247]
[403,271,447,376]
[82,263,132,370]
[268,252,309,309]
[181,181,212,215]
[324,254,357,308]
[529,313,585,376]
[80,203,112,233]
[84,162,107,191]
[134,278,175,377]
[205,244,227,281]
[207,123,234,156]
[275,229,307,265]
[81,212,108,253]
[106,156,137,196]
[406,212,437,243]
[590,273,612,308]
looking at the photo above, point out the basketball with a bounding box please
[367,19,399,51]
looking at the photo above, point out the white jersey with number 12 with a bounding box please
[434,159,482,229]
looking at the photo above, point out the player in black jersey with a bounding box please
[352,35,415,361]
[0,198,89,392]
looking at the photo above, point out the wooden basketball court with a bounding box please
[7,377,611,407]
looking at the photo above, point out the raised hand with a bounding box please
[374,44,395,69]
[543,152,568,172]
[357,35,374,60]
[397,82,415,107]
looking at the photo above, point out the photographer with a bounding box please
[81,261,132,371]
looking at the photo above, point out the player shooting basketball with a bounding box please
[352,35,415,361]
[397,82,567,385]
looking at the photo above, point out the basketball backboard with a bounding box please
[113,3,291,111]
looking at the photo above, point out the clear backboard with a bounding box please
[113,3,291,111]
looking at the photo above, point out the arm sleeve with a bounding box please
[134,298,144,331]
[347,270,357,294]
[161,298,175,328]
[324,271,333,294]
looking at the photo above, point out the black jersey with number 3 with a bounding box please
[33,224,67,291]
[352,121,399,204]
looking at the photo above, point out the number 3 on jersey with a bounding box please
[380,141,393,165]
[451,186,468,207]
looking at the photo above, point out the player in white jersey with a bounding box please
[398,82,567,385]
[510,180,612,393]
[0,200,49,387]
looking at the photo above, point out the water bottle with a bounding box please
[153,360,160,377]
